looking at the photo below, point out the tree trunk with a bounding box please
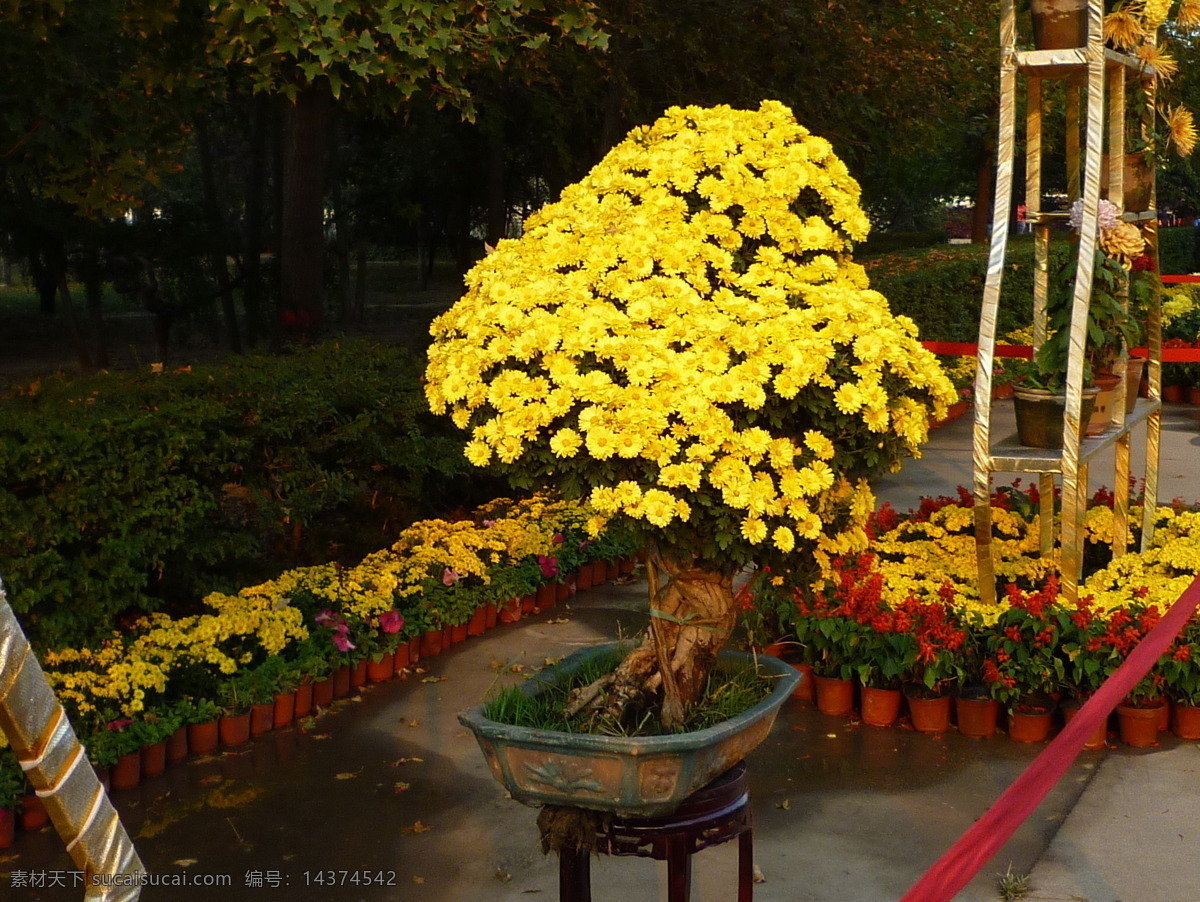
[242,93,270,348]
[280,82,333,339]
[80,251,109,369]
[971,132,996,244]
[56,275,92,372]
[196,118,242,354]
[594,550,737,730]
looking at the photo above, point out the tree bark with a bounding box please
[280,82,333,339]
[242,93,270,348]
[971,132,996,244]
[588,550,737,730]
[196,118,242,354]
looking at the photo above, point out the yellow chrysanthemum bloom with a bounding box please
[427,101,953,569]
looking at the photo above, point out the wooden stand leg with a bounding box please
[559,845,591,902]
[738,827,754,902]
[665,835,692,902]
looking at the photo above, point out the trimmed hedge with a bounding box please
[0,340,498,648]
[1159,226,1199,276]
[862,239,1045,343]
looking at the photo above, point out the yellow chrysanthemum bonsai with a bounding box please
[426,101,955,727]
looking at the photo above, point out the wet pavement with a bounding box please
[4,401,1200,901]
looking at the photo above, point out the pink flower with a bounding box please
[332,632,356,653]
[378,610,404,634]
[538,555,559,578]
[553,532,564,544]
[482,519,496,528]
[106,718,133,732]
[442,568,461,586]
[314,609,336,626]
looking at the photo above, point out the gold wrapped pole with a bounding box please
[0,581,144,900]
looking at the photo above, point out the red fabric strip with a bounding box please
[1161,275,1200,283]
[900,574,1200,902]
[921,343,1200,363]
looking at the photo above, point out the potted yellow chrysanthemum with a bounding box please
[428,101,954,812]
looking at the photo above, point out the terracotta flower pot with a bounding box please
[294,682,314,718]
[312,677,334,708]
[590,560,607,586]
[441,625,454,649]
[1031,0,1087,50]
[187,719,219,755]
[575,566,593,591]
[535,583,556,611]
[955,695,999,739]
[250,702,274,737]
[393,645,411,671]
[606,559,621,581]
[620,556,636,575]
[1085,372,1122,437]
[861,686,902,727]
[906,691,952,734]
[790,663,815,702]
[105,759,141,795]
[20,794,49,831]
[761,641,788,659]
[0,808,14,849]
[141,740,167,777]
[273,691,296,728]
[1171,701,1200,739]
[555,580,571,602]
[350,658,368,689]
[1164,383,1185,403]
[219,712,252,748]
[814,674,855,716]
[1061,699,1108,749]
[367,655,394,683]
[485,602,498,629]
[1125,357,1146,415]
[1013,385,1098,448]
[1008,706,1054,743]
[1189,386,1200,407]
[498,597,522,623]
[1159,697,1172,731]
[166,726,189,763]
[1117,702,1163,747]
[408,636,421,665]
[421,629,444,657]
[467,606,488,636]
[332,665,352,699]
[451,623,469,644]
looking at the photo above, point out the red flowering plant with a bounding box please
[1160,613,1200,707]
[982,578,1067,713]
[1056,592,1122,702]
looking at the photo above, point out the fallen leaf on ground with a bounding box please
[402,821,433,834]
[495,868,512,883]
[546,618,570,625]
[199,775,223,786]
[753,865,766,883]
[421,676,448,683]
[390,757,424,765]
[335,771,360,781]
[775,799,790,810]
[412,876,425,885]
[407,719,421,728]
[174,859,198,868]
[309,732,330,740]
[394,782,410,793]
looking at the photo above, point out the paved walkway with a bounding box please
[4,401,1199,901]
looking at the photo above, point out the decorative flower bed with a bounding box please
[751,482,1200,743]
[0,491,641,845]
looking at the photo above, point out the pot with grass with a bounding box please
[428,102,954,814]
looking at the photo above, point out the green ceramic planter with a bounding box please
[459,642,799,816]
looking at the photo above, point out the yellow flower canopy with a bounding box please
[427,101,955,572]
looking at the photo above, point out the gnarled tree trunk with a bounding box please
[601,549,738,730]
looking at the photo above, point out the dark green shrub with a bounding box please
[1158,226,1198,276]
[0,340,496,647]
[863,239,1048,343]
